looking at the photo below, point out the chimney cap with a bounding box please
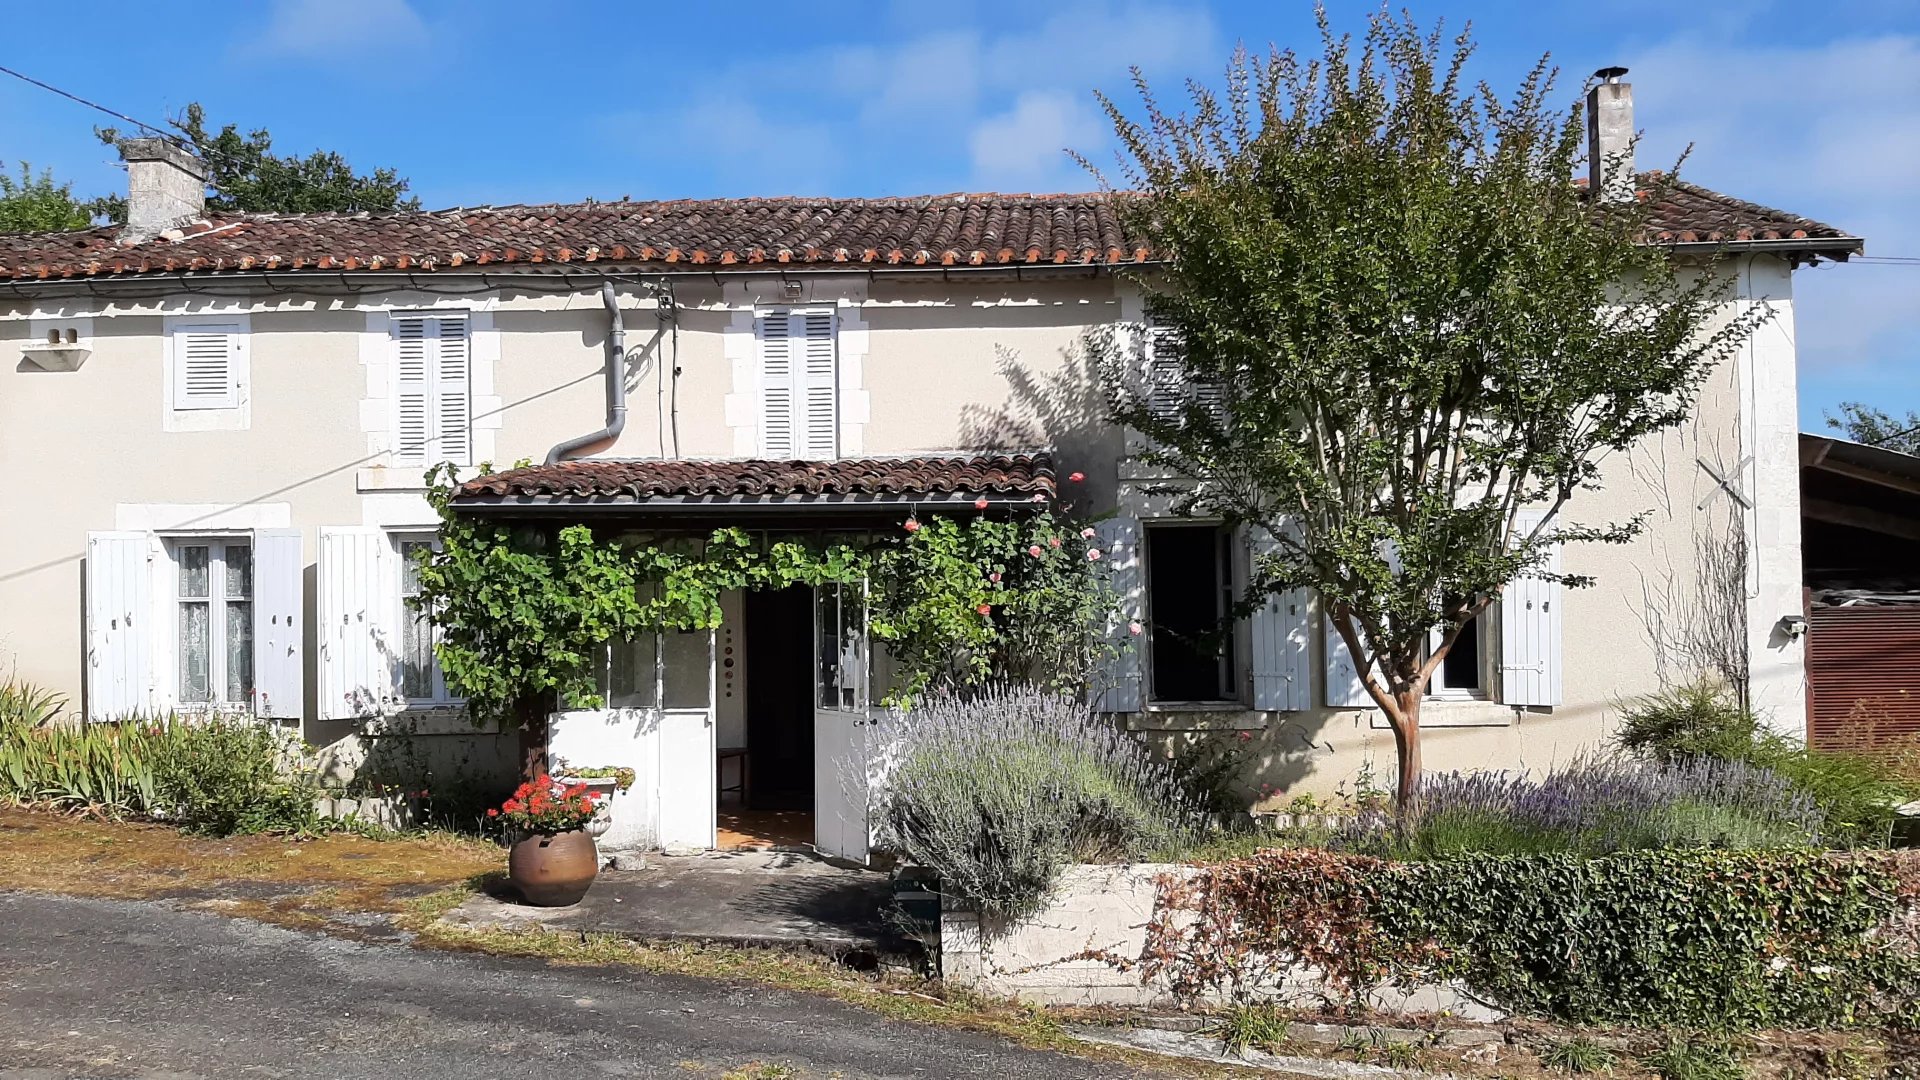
[118,136,206,180]
[1593,65,1629,84]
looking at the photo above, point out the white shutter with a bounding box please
[252,529,304,719]
[1500,508,1563,707]
[172,324,240,410]
[1093,516,1143,712]
[796,309,838,459]
[85,531,154,721]
[1323,610,1373,708]
[1324,542,1397,708]
[432,315,472,465]
[1145,324,1186,423]
[1247,524,1311,711]
[391,313,470,467]
[758,310,796,457]
[393,316,431,464]
[318,527,397,720]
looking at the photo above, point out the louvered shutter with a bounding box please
[1247,524,1311,711]
[1093,517,1143,712]
[1499,508,1563,707]
[318,527,397,720]
[393,316,432,464]
[1145,324,1186,424]
[173,324,240,410]
[392,313,471,467]
[758,310,796,457]
[432,316,472,465]
[85,531,154,721]
[796,309,838,459]
[252,529,305,719]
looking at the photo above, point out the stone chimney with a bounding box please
[1585,67,1635,204]
[119,137,207,241]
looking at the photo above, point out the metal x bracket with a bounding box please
[1696,455,1753,511]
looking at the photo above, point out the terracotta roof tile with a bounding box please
[0,178,1858,283]
[451,453,1056,504]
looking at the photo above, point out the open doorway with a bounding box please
[720,585,815,849]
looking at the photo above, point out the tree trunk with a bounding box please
[512,692,552,780]
[1390,690,1424,813]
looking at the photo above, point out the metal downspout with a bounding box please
[546,281,627,464]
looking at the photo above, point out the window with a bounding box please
[173,540,252,706]
[1427,611,1488,700]
[816,582,866,711]
[593,629,711,710]
[1145,524,1237,702]
[758,308,837,459]
[397,537,459,704]
[164,315,249,429]
[392,312,472,466]
[1145,323,1226,428]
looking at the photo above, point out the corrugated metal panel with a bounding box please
[1806,605,1920,749]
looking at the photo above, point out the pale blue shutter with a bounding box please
[1246,525,1310,711]
[1093,517,1143,712]
[251,529,304,719]
[318,527,396,720]
[1500,508,1563,707]
[85,531,153,721]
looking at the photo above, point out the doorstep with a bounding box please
[439,849,907,963]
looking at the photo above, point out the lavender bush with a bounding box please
[1341,755,1824,858]
[878,685,1201,921]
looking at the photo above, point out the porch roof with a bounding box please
[449,452,1056,514]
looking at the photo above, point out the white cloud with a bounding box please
[1629,33,1920,399]
[242,0,429,60]
[604,97,837,198]
[968,91,1106,191]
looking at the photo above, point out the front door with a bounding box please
[812,582,871,863]
[745,586,814,810]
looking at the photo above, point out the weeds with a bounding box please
[1642,1033,1744,1080]
[1210,1002,1290,1055]
[1542,1036,1618,1074]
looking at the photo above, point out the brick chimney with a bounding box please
[1585,67,1635,204]
[119,137,207,241]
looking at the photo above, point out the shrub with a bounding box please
[1136,848,1920,1030]
[878,685,1198,922]
[1343,756,1823,858]
[1614,681,1917,848]
[0,677,66,727]
[1,705,320,836]
[1541,1036,1617,1074]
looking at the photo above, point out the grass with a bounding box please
[1542,1036,1618,1074]
[1209,1002,1291,1056]
[1641,1033,1744,1080]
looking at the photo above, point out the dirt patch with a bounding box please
[0,807,499,930]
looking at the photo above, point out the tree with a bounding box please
[0,163,95,233]
[1088,11,1764,808]
[93,103,420,220]
[1825,402,1920,456]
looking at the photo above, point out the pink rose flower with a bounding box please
[989,572,1002,582]
[974,496,990,509]
[1087,548,1102,561]
[903,518,920,533]
[1028,545,1043,557]
[976,603,992,615]
[1080,527,1096,539]
[1048,536,1062,548]
[1128,621,1143,636]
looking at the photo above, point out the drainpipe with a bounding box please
[546,281,627,464]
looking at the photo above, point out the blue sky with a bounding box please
[3,0,1916,425]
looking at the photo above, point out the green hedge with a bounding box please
[1141,848,1920,1030]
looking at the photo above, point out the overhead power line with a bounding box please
[0,62,186,148]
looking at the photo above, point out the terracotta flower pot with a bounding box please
[507,828,599,907]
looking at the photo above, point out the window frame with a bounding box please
[162,313,251,431]
[1142,521,1243,706]
[389,309,474,469]
[166,536,254,710]
[394,533,461,706]
[1425,612,1492,702]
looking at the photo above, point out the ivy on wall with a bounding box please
[1129,847,1920,1031]
[411,465,1117,727]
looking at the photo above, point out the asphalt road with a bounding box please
[0,892,1145,1080]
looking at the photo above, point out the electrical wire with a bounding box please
[0,63,182,146]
